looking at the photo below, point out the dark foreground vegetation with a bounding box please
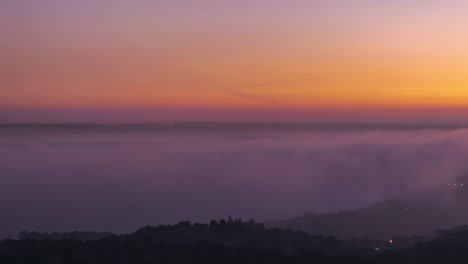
[2,219,468,264]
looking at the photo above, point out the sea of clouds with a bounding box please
[1,127,468,238]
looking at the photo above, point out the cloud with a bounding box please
[225,90,280,104]
[1,128,468,237]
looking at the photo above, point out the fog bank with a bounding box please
[1,126,468,238]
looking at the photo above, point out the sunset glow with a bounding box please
[2,1,468,122]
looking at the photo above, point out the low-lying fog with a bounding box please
[1,124,468,238]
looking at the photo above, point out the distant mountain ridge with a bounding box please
[267,175,468,239]
[0,122,466,135]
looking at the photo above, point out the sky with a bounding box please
[3,2,468,238]
[2,1,468,122]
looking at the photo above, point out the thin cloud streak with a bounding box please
[225,90,281,104]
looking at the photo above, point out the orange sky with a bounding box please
[2,1,468,122]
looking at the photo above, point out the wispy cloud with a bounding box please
[226,90,281,104]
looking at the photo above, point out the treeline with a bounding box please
[1,219,468,263]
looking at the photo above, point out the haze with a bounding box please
[2,125,468,238]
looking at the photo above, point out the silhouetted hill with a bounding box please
[376,226,468,264]
[268,176,468,239]
[4,221,468,263]
[0,219,375,264]
[116,219,374,256]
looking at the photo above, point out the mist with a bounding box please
[1,125,468,238]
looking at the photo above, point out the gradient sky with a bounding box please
[2,1,468,122]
